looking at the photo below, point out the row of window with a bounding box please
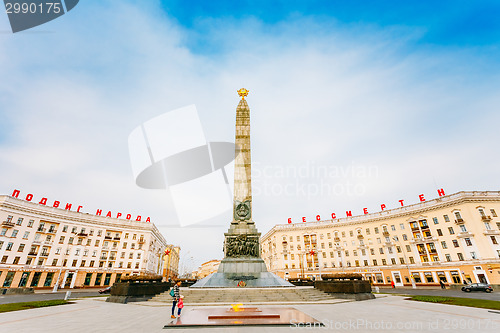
[278,231,498,253]
[277,209,499,244]
[1,271,125,288]
[2,271,54,288]
[269,219,500,253]
[363,271,466,284]
[0,255,142,269]
[0,240,144,258]
[0,229,143,250]
[280,250,500,269]
[280,235,496,261]
[3,216,145,241]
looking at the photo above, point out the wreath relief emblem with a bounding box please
[234,200,251,220]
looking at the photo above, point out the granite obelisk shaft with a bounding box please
[232,98,253,223]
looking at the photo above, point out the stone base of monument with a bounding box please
[191,258,294,288]
[164,306,323,328]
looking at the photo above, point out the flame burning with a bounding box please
[231,303,243,312]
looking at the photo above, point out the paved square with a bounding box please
[0,296,499,332]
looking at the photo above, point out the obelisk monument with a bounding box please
[225,88,260,246]
[191,89,292,287]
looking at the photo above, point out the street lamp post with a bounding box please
[52,267,63,292]
[393,237,416,289]
[53,247,70,292]
[317,250,323,280]
[298,253,304,278]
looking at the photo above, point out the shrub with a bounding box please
[321,273,363,281]
[120,274,162,283]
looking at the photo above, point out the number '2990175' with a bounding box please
[5,2,61,14]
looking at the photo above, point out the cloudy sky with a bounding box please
[1,1,499,273]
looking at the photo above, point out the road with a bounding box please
[378,287,500,301]
[0,289,103,305]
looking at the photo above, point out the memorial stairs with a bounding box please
[149,286,341,304]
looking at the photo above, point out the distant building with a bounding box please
[163,245,180,280]
[195,259,221,279]
[0,195,168,289]
[261,191,500,286]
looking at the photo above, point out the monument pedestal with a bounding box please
[217,257,268,277]
[192,257,293,288]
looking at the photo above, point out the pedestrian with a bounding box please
[391,280,395,288]
[177,295,184,317]
[439,279,445,289]
[171,280,181,319]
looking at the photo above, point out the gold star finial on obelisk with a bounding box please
[237,88,249,100]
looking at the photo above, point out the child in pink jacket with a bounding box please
[177,295,184,317]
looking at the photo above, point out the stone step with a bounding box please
[149,287,339,304]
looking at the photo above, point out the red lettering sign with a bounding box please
[11,190,150,223]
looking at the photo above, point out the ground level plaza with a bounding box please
[0,295,499,332]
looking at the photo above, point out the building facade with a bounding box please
[194,259,221,279]
[261,191,500,286]
[0,195,169,289]
[163,245,180,280]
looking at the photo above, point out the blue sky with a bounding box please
[0,1,499,271]
[160,0,500,47]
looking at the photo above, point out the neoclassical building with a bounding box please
[261,191,500,286]
[163,245,181,280]
[0,194,170,289]
[194,259,221,279]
